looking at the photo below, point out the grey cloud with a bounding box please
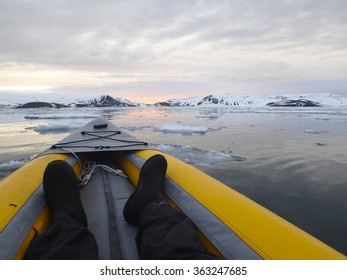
[2,0,346,63]
[1,0,347,96]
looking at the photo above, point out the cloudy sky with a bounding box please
[0,0,346,103]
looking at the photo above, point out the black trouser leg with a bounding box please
[25,214,99,260]
[136,204,219,260]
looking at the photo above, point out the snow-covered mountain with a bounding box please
[0,94,145,108]
[0,93,85,108]
[72,95,144,107]
[154,93,346,107]
[0,92,346,108]
[266,99,321,107]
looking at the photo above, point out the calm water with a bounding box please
[0,106,346,255]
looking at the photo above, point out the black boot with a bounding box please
[123,154,168,225]
[43,160,87,227]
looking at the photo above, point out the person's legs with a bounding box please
[123,155,219,260]
[25,214,99,260]
[136,202,218,260]
[25,160,99,260]
[26,156,218,260]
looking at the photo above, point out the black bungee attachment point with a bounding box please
[93,123,108,129]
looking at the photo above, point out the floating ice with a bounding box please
[195,113,222,119]
[304,129,328,134]
[153,123,208,134]
[315,117,331,121]
[0,154,37,172]
[31,122,86,134]
[152,144,246,165]
[25,113,99,120]
[121,125,152,131]
[207,113,221,118]
[0,160,27,172]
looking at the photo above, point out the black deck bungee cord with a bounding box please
[50,130,148,150]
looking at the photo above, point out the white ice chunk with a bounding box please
[153,123,208,134]
[304,129,328,134]
[121,125,152,131]
[0,154,37,172]
[207,113,222,118]
[0,160,27,171]
[25,113,99,119]
[153,144,245,165]
[315,118,331,121]
[195,113,221,119]
[31,122,86,134]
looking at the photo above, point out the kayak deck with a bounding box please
[80,161,138,259]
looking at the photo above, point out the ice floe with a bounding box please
[315,117,331,121]
[29,122,87,134]
[0,160,27,172]
[121,125,152,131]
[304,129,329,134]
[195,113,222,119]
[24,113,99,119]
[152,144,246,165]
[153,123,209,134]
[0,154,37,172]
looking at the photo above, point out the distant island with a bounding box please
[12,95,142,109]
[16,102,68,109]
[266,99,321,107]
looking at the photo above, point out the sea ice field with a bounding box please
[0,106,346,255]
